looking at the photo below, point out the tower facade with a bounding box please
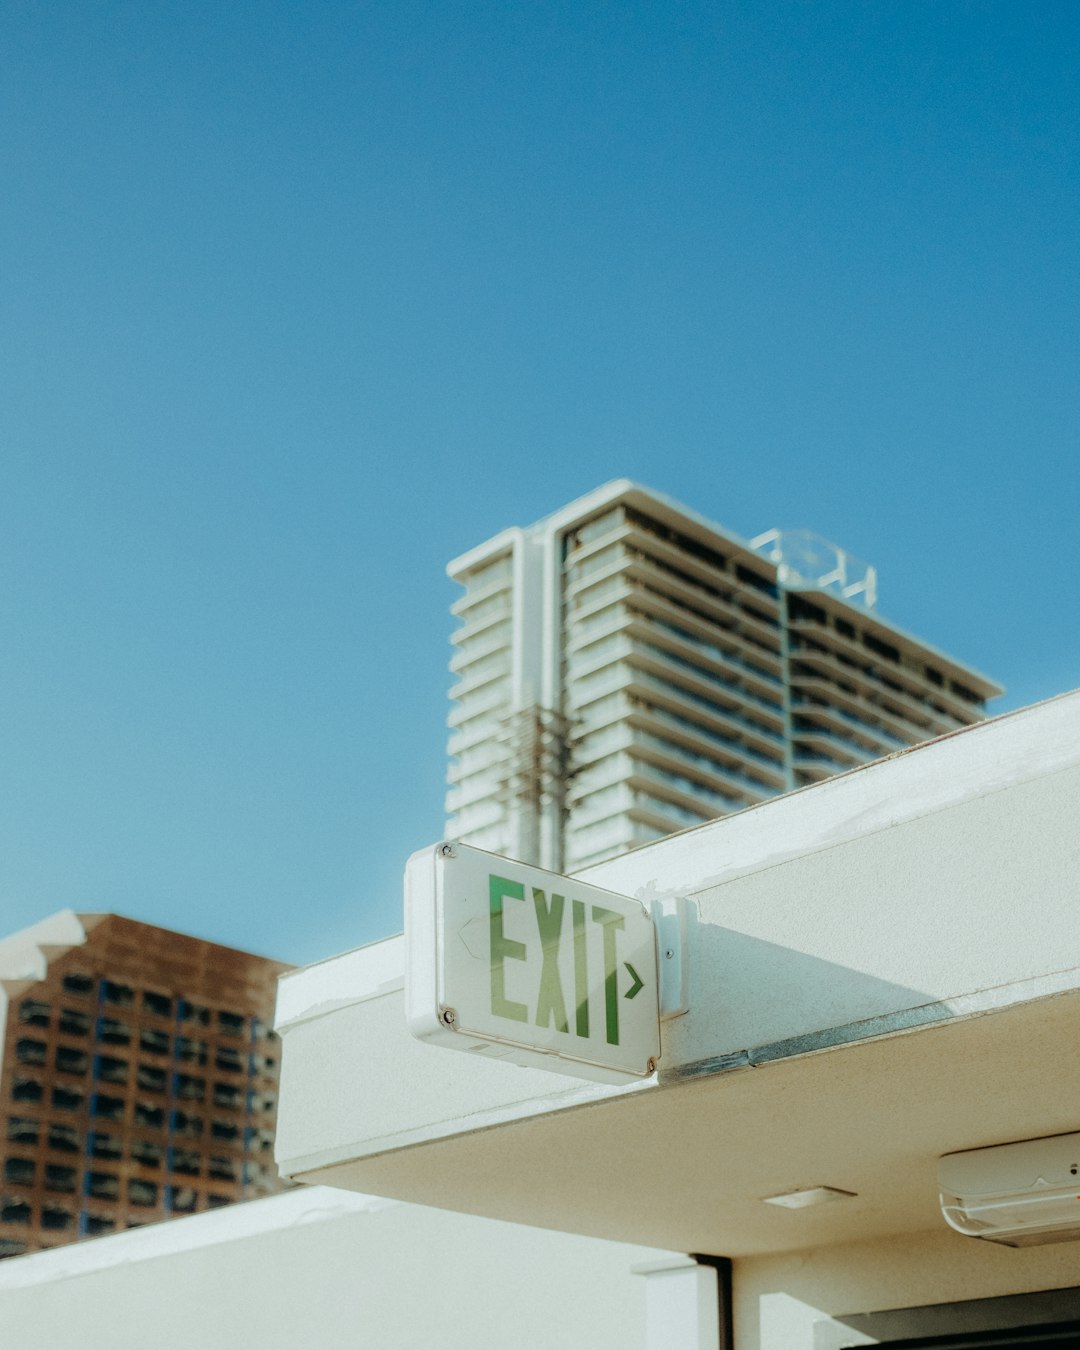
[0,912,290,1259]
[445,481,1000,872]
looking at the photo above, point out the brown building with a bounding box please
[0,911,291,1259]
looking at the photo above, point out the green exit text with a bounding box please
[487,873,645,1047]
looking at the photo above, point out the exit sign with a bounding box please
[405,841,661,1083]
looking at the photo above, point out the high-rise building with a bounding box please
[445,481,1001,872]
[0,911,290,1260]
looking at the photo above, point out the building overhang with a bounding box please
[275,689,1080,1258]
[287,984,1080,1257]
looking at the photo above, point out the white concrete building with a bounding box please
[445,481,1001,871]
[3,688,1078,1349]
[274,687,1080,1349]
[0,1185,683,1349]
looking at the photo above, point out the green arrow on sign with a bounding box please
[623,961,644,1000]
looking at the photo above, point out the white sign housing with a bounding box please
[405,841,661,1083]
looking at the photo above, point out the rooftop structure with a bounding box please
[445,481,1001,871]
[0,912,290,1259]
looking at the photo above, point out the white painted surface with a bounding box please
[580,687,1080,906]
[275,934,403,1029]
[274,980,647,1177]
[0,909,88,981]
[0,1186,395,1292]
[639,1263,721,1350]
[0,1187,677,1350]
[735,1227,1080,1350]
[660,759,1080,1063]
[0,909,91,1081]
[9,692,1080,1350]
[276,689,1080,1187]
[291,988,1080,1257]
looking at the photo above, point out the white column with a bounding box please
[635,1260,720,1350]
[537,522,564,870]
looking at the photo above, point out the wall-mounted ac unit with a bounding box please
[939,1132,1080,1247]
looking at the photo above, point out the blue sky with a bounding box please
[2,1,1078,966]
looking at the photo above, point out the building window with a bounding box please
[176,1036,207,1065]
[61,972,94,997]
[15,1039,46,1067]
[217,1010,246,1037]
[169,1110,203,1138]
[102,981,134,1008]
[6,1117,39,1146]
[142,990,173,1019]
[209,1156,238,1182]
[213,1083,242,1110]
[52,1084,84,1112]
[0,1198,31,1225]
[89,1133,122,1162]
[3,1158,35,1186]
[95,1055,128,1086]
[174,1074,205,1102]
[83,1214,114,1235]
[86,1171,119,1200]
[130,1140,162,1169]
[91,1093,126,1122]
[864,631,900,663]
[44,1163,76,1193]
[246,1126,274,1153]
[214,1047,244,1075]
[211,1119,239,1142]
[41,1206,72,1232]
[170,1148,200,1176]
[59,1008,91,1037]
[46,1123,81,1155]
[128,1178,158,1207]
[18,1000,50,1028]
[168,1186,197,1214]
[139,1027,170,1056]
[133,1102,164,1129]
[98,1018,131,1047]
[11,1078,43,1104]
[137,1065,167,1094]
[178,1000,211,1027]
[56,1046,90,1076]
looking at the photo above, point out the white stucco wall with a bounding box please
[0,1187,677,1350]
[735,1227,1080,1350]
[661,756,1080,1066]
[275,691,1080,1179]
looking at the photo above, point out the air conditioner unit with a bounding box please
[939,1132,1080,1247]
